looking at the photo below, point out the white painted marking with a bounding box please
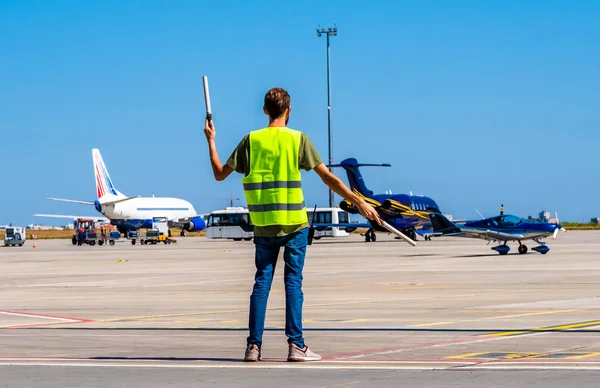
[0,360,599,370]
[0,311,75,322]
[0,311,81,328]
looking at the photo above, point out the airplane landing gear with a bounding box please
[532,245,550,254]
[180,230,186,237]
[518,242,528,254]
[365,229,376,242]
[408,230,417,241]
[395,229,416,241]
[492,243,510,255]
[532,239,549,254]
[117,227,127,238]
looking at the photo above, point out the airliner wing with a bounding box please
[47,198,95,205]
[34,214,109,222]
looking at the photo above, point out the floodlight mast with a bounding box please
[316,25,337,208]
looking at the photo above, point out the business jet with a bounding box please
[35,149,206,236]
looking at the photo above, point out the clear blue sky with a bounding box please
[1,0,598,225]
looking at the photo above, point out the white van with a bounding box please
[205,206,352,240]
[4,227,26,247]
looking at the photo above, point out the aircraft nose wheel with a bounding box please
[518,245,528,254]
[365,229,376,242]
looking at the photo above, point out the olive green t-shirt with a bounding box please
[226,129,323,237]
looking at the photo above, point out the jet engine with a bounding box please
[183,216,206,232]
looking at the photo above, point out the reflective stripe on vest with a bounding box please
[247,202,306,212]
[241,127,308,227]
[243,181,303,190]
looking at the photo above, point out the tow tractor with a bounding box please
[72,218,118,246]
[140,217,177,245]
[4,226,26,247]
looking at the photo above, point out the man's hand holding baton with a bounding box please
[202,76,216,142]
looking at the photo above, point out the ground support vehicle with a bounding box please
[71,219,107,246]
[126,230,139,245]
[205,207,254,241]
[205,207,352,241]
[4,227,26,247]
[140,217,177,245]
[100,230,121,246]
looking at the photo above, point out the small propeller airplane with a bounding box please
[324,158,441,242]
[421,206,567,255]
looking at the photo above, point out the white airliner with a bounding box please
[35,149,206,235]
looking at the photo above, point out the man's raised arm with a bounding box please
[204,119,234,181]
[312,163,381,225]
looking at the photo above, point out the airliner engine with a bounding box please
[183,216,206,232]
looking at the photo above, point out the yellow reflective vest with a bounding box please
[242,127,308,227]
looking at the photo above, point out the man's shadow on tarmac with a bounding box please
[90,356,245,362]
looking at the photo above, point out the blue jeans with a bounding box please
[247,227,308,349]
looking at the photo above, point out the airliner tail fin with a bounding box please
[93,148,126,201]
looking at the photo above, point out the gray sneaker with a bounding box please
[244,344,261,362]
[287,343,321,362]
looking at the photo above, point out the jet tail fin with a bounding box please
[92,148,126,201]
[428,210,462,234]
[327,158,391,198]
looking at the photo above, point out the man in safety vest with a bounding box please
[204,87,381,362]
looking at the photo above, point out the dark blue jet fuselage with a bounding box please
[332,158,441,234]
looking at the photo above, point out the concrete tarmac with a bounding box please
[1,230,600,387]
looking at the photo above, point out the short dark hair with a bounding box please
[264,87,290,119]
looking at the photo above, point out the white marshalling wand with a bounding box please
[381,220,417,246]
[202,75,212,121]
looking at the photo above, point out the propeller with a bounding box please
[552,211,567,240]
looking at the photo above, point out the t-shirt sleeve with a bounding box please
[226,135,249,175]
[299,133,323,171]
